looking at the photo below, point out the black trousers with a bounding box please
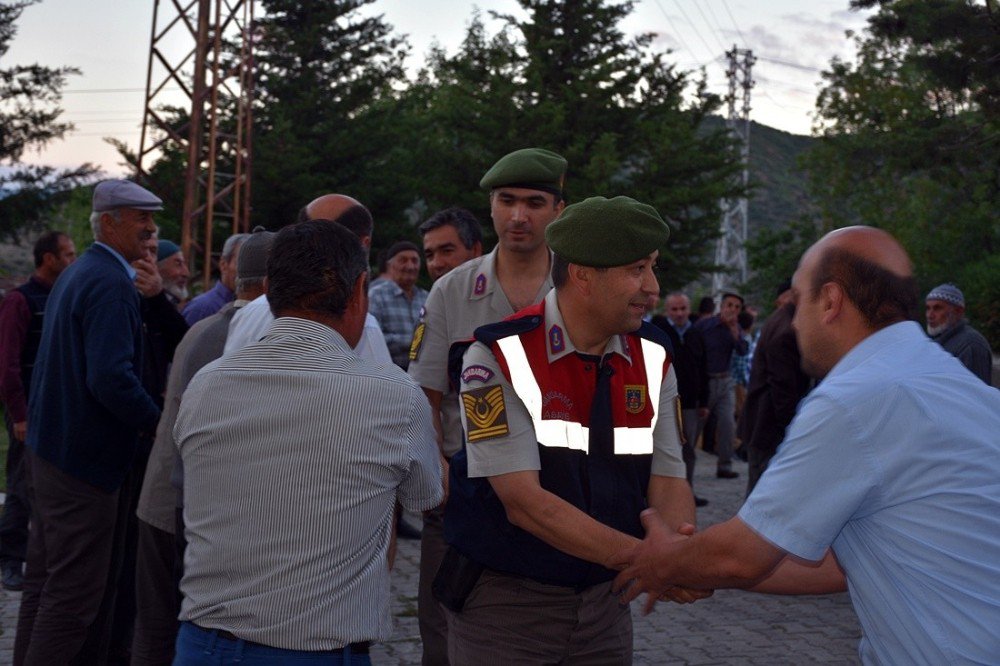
[0,411,30,566]
[14,451,141,666]
[131,517,182,666]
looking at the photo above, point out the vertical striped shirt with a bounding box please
[175,317,442,650]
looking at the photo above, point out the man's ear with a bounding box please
[820,282,844,324]
[261,276,269,295]
[351,272,368,313]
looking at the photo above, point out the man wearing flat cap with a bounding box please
[925,283,993,385]
[408,147,567,664]
[438,196,698,663]
[15,179,163,665]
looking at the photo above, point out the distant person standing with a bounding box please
[369,241,428,369]
[182,233,249,325]
[694,292,748,479]
[14,179,162,666]
[741,281,812,495]
[925,283,993,386]
[651,292,710,506]
[0,231,76,591]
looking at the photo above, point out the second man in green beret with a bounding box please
[408,147,568,664]
[439,195,700,663]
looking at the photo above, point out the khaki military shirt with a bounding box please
[408,246,553,457]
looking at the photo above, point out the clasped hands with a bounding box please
[611,508,714,614]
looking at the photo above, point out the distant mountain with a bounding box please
[703,115,817,235]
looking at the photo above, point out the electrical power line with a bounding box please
[755,55,823,74]
[691,1,728,53]
[650,0,698,63]
[668,0,721,63]
[719,0,749,49]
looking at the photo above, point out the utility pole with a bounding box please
[712,45,754,301]
[136,0,256,291]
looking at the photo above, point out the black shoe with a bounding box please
[694,496,709,507]
[716,469,739,479]
[396,517,423,540]
[2,562,24,591]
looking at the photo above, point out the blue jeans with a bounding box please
[174,622,372,665]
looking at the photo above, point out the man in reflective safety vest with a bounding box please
[439,196,702,664]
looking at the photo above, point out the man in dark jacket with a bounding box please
[652,292,710,506]
[0,231,76,591]
[925,283,993,386]
[740,281,812,495]
[14,180,163,666]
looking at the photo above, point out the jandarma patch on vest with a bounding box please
[461,365,494,384]
[408,323,425,361]
[462,386,509,442]
[625,385,646,414]
[473,273,487,296]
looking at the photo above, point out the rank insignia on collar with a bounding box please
[462,386,509,442]
[474,273,487,296]
[549,324,565,353]
[408,322,425,361]
[625,385,646,414]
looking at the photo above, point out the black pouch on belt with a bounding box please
[431,546,485,612]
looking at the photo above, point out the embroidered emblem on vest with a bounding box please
[474,273,487,295]
[461,365,494,384]
[548,325,564,353]
[625,384,646,414]
[408,322,425,361]
[462,386,509,442]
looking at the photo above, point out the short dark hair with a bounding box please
[737,310,754,330]
[418,207,483,250]
[697,296,715,315]
[721,292,744,306]
[33,231,68,268]
[810,247,919,329]
[267,220,369,319]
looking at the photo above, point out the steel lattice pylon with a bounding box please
[136,0,255,290]
[712,45,754,301]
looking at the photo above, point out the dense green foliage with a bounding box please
[803,0,999,345]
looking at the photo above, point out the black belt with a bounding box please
[194,623,370,654]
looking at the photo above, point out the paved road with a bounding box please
[0,451,861,664]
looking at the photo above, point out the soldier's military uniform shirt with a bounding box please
[408,246,554,457]
[458,289,686,479]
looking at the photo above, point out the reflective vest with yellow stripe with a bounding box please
[445,303,674,588]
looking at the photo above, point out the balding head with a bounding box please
[792,226,919,378]
[298,194,374,244]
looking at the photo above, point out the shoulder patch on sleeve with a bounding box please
[408,322,425,361]
[462,385,509,442]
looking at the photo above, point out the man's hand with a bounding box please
[133,257,163,297]
[13,421,26,441]
[612,509,713,614]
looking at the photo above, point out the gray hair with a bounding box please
[89,209,121,241]
[235,276,265,294]
[221,233,250,261]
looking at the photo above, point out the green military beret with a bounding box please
[480,148,568,197]
[545,196,670,267]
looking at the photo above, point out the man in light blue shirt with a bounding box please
[615,226,1000,665]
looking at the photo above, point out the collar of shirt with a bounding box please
[94,241,138,280]
[825,320,922,382]
[262,316,351,352]
[544,289,631,365]
[210,280,234,301]
[468,246,500,302]
[672,320,691,336]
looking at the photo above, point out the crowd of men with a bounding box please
[0,146,995,665]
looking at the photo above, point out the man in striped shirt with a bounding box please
[174,220,443,665]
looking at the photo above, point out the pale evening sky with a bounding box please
[5,0,871,176]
